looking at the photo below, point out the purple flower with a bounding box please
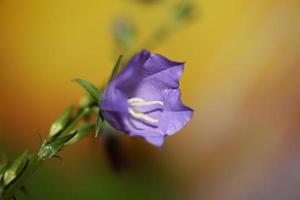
[100,50,193,147]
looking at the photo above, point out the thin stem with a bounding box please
[1,106,94,200]
[60,107,92,136]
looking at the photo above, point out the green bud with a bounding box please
[91,106,100,114]
[79,95,94,108]
[113,18,136,49]
[3,151,32,185]
[49,106,74,138]
[173,2,194,22]
[0,163,8,183]
[38,131,78,160]
[65,123,94,145]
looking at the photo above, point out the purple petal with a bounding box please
[100,50,193,147]
[144,135,165,147]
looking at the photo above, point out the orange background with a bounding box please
[1,0,300,199]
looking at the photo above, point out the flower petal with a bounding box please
[100,50,193,147]
[144,135,165,147]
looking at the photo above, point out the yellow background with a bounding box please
[1,0,300,199]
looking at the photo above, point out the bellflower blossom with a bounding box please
[100,50,193,147]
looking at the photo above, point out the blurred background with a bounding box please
[1,0,300,199]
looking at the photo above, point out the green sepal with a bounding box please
[102,120,118,135]
[95,112,104,138]
[3,150,32,186]
[49,105,74,138]
[38,131,78,160]
[108,55,123,83]
[173,2,195,22]
[113,19,136,49]
[73,79,100,103]
[65,123,94,145]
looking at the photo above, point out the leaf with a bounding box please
[38,131,78,160]
[65,123,94,145]
[49,105,74,138]
[108,55,123,83]
[73,79,100,103]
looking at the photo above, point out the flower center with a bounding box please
[128,97,164,123]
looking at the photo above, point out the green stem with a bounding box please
[1,106,94,200]
[1,156,41,200]
[60,107,92,136]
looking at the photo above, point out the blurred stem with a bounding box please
[123,1,195,64]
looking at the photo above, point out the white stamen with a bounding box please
[128,97,164,106]
[128,108,158,123]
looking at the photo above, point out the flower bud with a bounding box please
[173,2,195,23]
[49,106,74,138]
[79,95,94,108]
[3,151,32,185]
[113,18,135,50]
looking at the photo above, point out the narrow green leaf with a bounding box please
[50,132,78,149]
[73,79,100,102]
[38,131,78,160]
[49,105,74,138]
[108,55,123,83]
[65,123,94,145]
